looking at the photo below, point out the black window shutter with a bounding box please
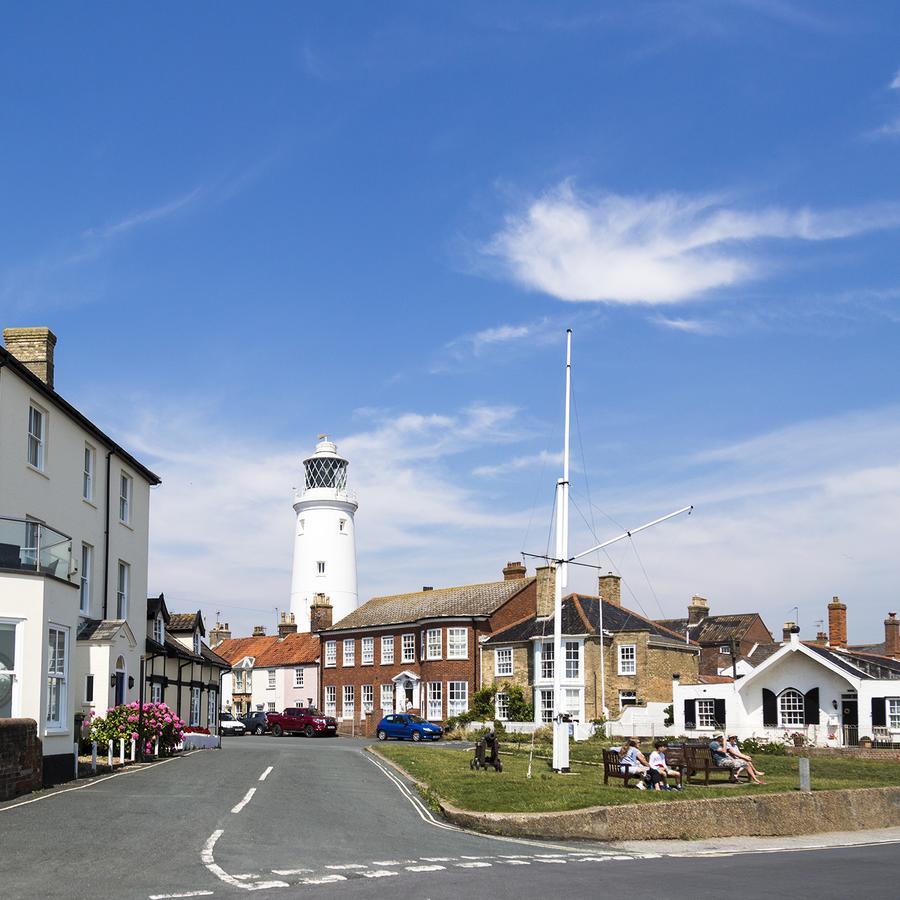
[872,697,887,728]
[684,699,696,728]
[714,698,726,727]
[762,688,777,726]
[804,688,820,725]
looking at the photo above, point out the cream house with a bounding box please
[0,327,160,783]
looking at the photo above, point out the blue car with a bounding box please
[376,714,443,743]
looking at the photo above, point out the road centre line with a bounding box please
[149,892,214,899]
[258,766,273,782]
[231,788,256,814]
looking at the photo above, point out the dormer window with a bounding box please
[153,615,164,645]
[193,631,201,655]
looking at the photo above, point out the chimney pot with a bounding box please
[252,625,266,637]
[422,586,433,592]
[3,327,58,389]
[598,572,621,608]
[503,561,527,581]
[782,621,796,643]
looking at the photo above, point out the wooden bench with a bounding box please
[683,744,741,785]
[602,749,643,787]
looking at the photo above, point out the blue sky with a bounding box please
[3,2,900,643]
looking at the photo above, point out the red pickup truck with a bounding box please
[266,707,338,738]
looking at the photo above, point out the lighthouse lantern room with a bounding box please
[289,435,359,632]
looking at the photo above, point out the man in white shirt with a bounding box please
[648,741,683,790]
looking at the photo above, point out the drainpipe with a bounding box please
[102,450,113,620]
[178,659,191,721]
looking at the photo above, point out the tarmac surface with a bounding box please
[1,734,898,898]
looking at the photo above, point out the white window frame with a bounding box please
[447,681,468,717]
[193,632,201,656]
[426,628,442,660]
[190,687,201,727]
[343,639,355,667]
[495,691,509,721]
[208,690,217,729]
[361,636,374,665]
[119,471,133,525]
[294,667,304,688]
[267,668,276,690]
[79,543,93,615]
[325,685,337,717]
[447,627,467,660]
[83,444,95,502]
[362,684,374,714]
[27,403,45,471]
[617,644,636,676]
[116,561,130,619]
[343,685,355,719]
[540,641,554,680]
[316,560,326,576]
[719,645,731,654]
[620,689,638,710]
[267,701,276,713]
[539,688,554,723]
[565,641,580,679]
[401,633,415,664]
[152,614,164,645]
[427,681,442,721]
[778,688,805,727]
[0,619,23,719]
[381,683,394,713]
[150,682,162,704]
[696,698,716,728]
[325,640,337,667]
[46,626,69,729]
[887,698,900,730]
[381,635,394,665]
[495,647,513,677]
[564,687,581,719]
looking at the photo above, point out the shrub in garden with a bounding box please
[90,702,186,756]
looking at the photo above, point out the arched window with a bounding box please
[778,688,804,727]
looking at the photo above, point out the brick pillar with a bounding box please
[885,612,899,659]
[536,566,556,617]
[3,327,57,389]
[688,596,709,626]
[598,573,621,607]
[310,593,333,633]
[828,596,847,648]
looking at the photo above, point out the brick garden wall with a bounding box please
[787,746,900,761]
[0,718,42,801]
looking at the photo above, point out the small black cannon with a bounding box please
[470,729,503,772]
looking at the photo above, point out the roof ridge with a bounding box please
[370,577,534,602]
[573,593,696,644]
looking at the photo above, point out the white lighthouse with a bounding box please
[289,436,359,632]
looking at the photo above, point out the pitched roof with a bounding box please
[485,594,696,647]
[78,618,130,642]
[328,578,534,630]
[699,674,734,684]
[167,611,205,635]
[214,632,320,667]
[745,642,782,666]
[655,613,765,644]
[147,594,171,624]
[154,633,230,669]
[803,643,875,680]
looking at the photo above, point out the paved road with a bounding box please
[1,735,898,898]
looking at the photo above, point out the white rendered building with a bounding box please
[289,437,359,632]
[0,327,160,783]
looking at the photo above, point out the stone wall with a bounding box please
[0,718,42,801]
[788,746,900,761]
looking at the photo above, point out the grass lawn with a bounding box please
[373,743,900,814]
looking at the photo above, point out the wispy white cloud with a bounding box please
[650,315,723,335]
[82,187,204,241]
[891,69,900,90]
[433,317,560,372]
[473,449,564,478]
[486,182,900,304]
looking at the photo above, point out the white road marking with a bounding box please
[421,856,453,861]
[300,875,347,885]
[456,861,492,868]
[533,858,567,863]
[575,857,612,862]
[258,766,273,782]
[361,870,398,878]
[231,874,258,880]
[271,869,313,876]
[325,864,366,870]
[371,860,407,867]
[201,830,288,892]
[534,853,565,857]
[497,859,530,865]
[149,892,214,899]
[231,788,256,814]
[406,864,445,872]
[460,855,487,859]
[611,855,634,861]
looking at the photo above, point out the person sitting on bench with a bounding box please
[709,732,747,782]
[648,741,683,791]
[726,735,766,784]
[619,739,650,790]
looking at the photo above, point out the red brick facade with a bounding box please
[320,580,536,723]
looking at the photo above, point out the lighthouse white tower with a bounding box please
[289,436,359,632]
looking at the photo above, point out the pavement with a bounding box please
[0,734,898,898]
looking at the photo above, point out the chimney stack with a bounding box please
[885,612,899,660]
[598,572,621,607]
[278,611,297,638]
[535,565,556,618]
[687,596,709,627]
[782,621,797,643]
[209,621,231,646]
[503,561,527,581]
[827,596,847,648]
[3,327,58,390]
[814,630,828,645]
[252,625,266,637]
[310,593,333,633]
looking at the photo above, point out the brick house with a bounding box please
[655,595,775,676]
[318,562,538,727]
[482,573,700,734]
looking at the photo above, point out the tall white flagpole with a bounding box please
[552,329,572,772]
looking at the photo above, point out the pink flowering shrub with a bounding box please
[90,702,186,755]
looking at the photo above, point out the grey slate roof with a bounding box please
[78,619,127,642]
[656,613,767,644]
[485,594,696,647]
[167,611,205,635]
[330,578,534,630]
